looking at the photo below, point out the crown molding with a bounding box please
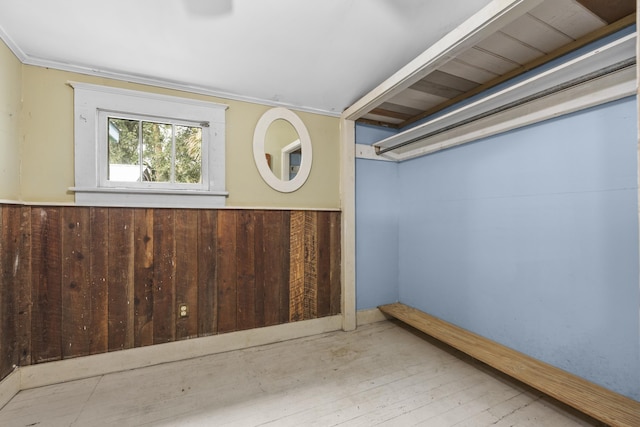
[0,26,340,118]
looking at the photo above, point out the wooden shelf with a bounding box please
[379,302,640,427]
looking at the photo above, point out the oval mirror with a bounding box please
[253,107,312,193]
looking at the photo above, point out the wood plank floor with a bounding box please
[0,321,603,426]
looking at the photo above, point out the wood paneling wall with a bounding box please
[0,205,341,380]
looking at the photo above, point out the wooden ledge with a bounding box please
[379,303,640,427]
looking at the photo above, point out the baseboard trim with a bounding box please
[0,316,342,407]
[21,315,342,390]
[0,369,20,410]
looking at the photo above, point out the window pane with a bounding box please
[175,126,202,183]
[108,118,140,182]
[142,122,172,182]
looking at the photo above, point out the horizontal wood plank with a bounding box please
[530,0,604,39]
[399,14,636,128]
[379,302,640,427]
[576,0,635,24]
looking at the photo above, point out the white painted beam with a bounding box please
[343,0,544,121]
[340,118,357,331]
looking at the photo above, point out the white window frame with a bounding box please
[69,82,228,208]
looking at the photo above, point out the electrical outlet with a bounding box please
[179,303,188,318]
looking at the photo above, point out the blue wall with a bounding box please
[356,159,399,310]
[354,25,639,403]
[355,124,400,310]
[397,97,640,400]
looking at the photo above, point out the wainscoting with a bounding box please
[0,204,341,381]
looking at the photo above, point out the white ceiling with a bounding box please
[0,0,493,116]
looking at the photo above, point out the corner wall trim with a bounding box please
[379,303,640,427]
[340,118,357,332]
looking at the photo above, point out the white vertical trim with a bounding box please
[340,118,357,331]
[636,1,640,385]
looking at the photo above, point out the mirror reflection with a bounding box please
[264,119,302,181]
[253,107,312,193]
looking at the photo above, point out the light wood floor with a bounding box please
[0,321,602,426]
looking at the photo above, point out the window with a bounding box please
[104,114,204,186]
[70,82,228,208]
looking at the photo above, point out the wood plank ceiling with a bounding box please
[359,0,636,129]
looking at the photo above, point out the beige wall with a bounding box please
[17,65,340,208]
[0,39,22,200]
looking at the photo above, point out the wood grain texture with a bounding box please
[329,211,341,316]
[175,209,198,340]
[316,211,331,318]
[303,211,318,320]
[261,211,284,326]
[236,210,256,331]
[61,207,92,358]
[89,208,109,355]
[368,107,413,121]
[133,209,154,347]
[0,205,6,377]
[15,207,32,366]
[253,212,266,328]
[289,211,305,322]
[108,209,135,351]
[279,211,291,324]
[152,210,175,344]
[30,207,62,363]
[216,210,237,333]
[197,210,217,336]
[0,205,341,381]
[0,206,17,376]
[379,302,640,427]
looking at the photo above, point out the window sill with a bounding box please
[70,187,228,208]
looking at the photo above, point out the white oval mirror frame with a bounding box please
[253,107,312,193]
